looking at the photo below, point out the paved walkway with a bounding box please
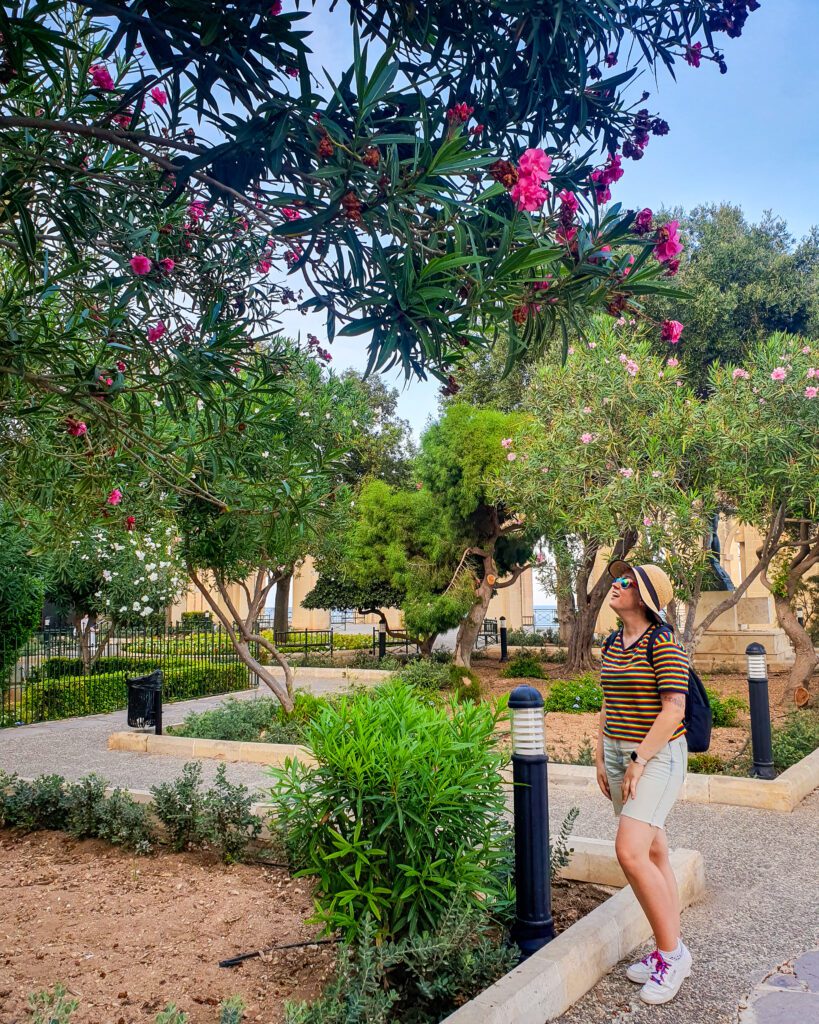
[2,692,818,1024]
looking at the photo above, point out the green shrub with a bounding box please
[705,688,747,728]
[268,680,509,943]
[687,753,727,775]
[28,984,79,1024]
[63,774,109,838]
[541,648,567,664]
[155,1007,189,1024]
[284,905,517,1024]
[500,649,545,679]
[506,629,545,647]
[0,773,68,831]
[151,762,207,852]
[95,788,155,854]
[771,712,819,772]
[554,737,596,766]
[393,659,452,692]
[171,692,332,744]
[201,765,262,862]
[348,650,402,670]
[180,611,214,632]
[544,675,603,713]
[219,996,246,1024]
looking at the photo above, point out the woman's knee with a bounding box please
[649,829,669,865]
[615,829,650,873]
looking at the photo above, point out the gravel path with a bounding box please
[2,693,818,1024]
[548,782,819,1024]
[0,680,348,794]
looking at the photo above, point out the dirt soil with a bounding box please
[474,651,799,764]
[0,831,613,1024]
[0,830,335,1024]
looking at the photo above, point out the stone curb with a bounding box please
[548,746,819,812]
[264,667,394,682]
[440,840,705,1024]
[108,731,315,766]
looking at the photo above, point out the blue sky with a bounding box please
[277,0,819,440]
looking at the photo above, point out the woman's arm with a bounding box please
[595,698,611,799]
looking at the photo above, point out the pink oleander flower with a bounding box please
[625,359,639,376]
[732,368,751,380]
[676,380,683,387]
[270,0,283,12]
[661,319,684,344]
[510,178,549,212]
[618,353,629,363]
[619,467,634,478]
[518,148,552,180]
[159,258,175,272]
[805,386,818,399]
[125,515,136,531]
[282,206,301,221]
[150,86,168,106]
[287,67,299,78]
[802,346,812,354]
[558,189,580,215]
[808,368,818,378]
[770,367,788,381]
[188,201,207,221]
[588,341,597,349]
[541,467,549,474]
[581,432,594,444]
[685,42,703,68]
[112,111,132,129]
[147,321,167,343]
[104,377,113,386]
[501,437,513,448]
[634,208,653,235]
[66,418,87,437]
[557,225,577,246]
[568,345,576,355]
[658,371,665,378]
[129,254,152,275]
[89,64,114,91]
[667,357,680,368]
[583,406,592,413]
[116,360,126,372]
[447,102,474,125]
[107,488,123,506]
[652,471,662,478]
[643,516,654,527]
[653,220,683,264]
[507,452,517,461]
[257,258,272,273]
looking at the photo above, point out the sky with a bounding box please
[275,0,819,443]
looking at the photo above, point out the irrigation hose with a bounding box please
[219,937,338,968]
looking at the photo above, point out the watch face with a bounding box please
[630,751,638,762]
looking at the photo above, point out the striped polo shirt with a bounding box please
[601,628,689,742]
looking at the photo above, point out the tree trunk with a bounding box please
[273,571,292,633]
[773,594,818,697]
[553,537,575,647]
[418,634,438,657]
[566,608,599,673]
[454,584,493,669]
[73,612,93,675]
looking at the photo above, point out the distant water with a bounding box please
[533,605,558,627]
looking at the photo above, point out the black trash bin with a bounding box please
[126,670,163,733]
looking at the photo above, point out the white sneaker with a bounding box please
[626,942,691,985]
[639,948,692,1005]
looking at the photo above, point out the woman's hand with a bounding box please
[622,761,644,803]
[596,757,611,801]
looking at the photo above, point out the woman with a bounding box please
[595,559,692,1006]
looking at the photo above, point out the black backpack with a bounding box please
[602,625,712,753]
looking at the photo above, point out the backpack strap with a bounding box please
[645,623,675,667]
[601,629,621,656]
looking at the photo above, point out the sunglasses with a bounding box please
[613,576,636,589]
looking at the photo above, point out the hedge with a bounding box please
[13,661,250,724]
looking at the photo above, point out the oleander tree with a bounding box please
[43,521,187,673]
[704,333,819,698]
[176,358,366,708]
[500,319,713,671]
[1,1,760,512]
[0,511,44,677]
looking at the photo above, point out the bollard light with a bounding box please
[746,642,768,682]
[499,615,509,663]
[378,619,387,661]
[745,643,775,780]
[508,684,554,958]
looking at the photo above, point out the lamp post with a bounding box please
[499,615,509,662]
[378,619,387,661]
[508,684,554,959]
[745,643,775,780]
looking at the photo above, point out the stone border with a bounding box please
[108,731,314,766]
[441,838,705,1024]
[547,746,819,812]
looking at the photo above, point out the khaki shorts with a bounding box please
[603,734,687,828]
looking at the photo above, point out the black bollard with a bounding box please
[745,643,775,780]
[500,615,509,662]
[378,620,387,661]
[509,685,555,959]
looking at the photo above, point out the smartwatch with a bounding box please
[630,751,648,766]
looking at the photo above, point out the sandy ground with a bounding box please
[0,830,610,1023]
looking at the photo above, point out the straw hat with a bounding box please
[607,560,674,615]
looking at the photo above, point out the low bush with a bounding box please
[171,692,333,744]
[348,650,402,670]
[553,738,596,766]
[507,628,545,647]
[771,711,819,772]
[393,659,452,692]
[284,906,518,1024]
[151,762,262,861]
[544,674,603,713]
[268,680,509,944]
[705,688,747,728]
[500,649,545,679]
[25,990,245,1024]
[180,611,214,632]
[0,772,68,831]
[687,752,727,775]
